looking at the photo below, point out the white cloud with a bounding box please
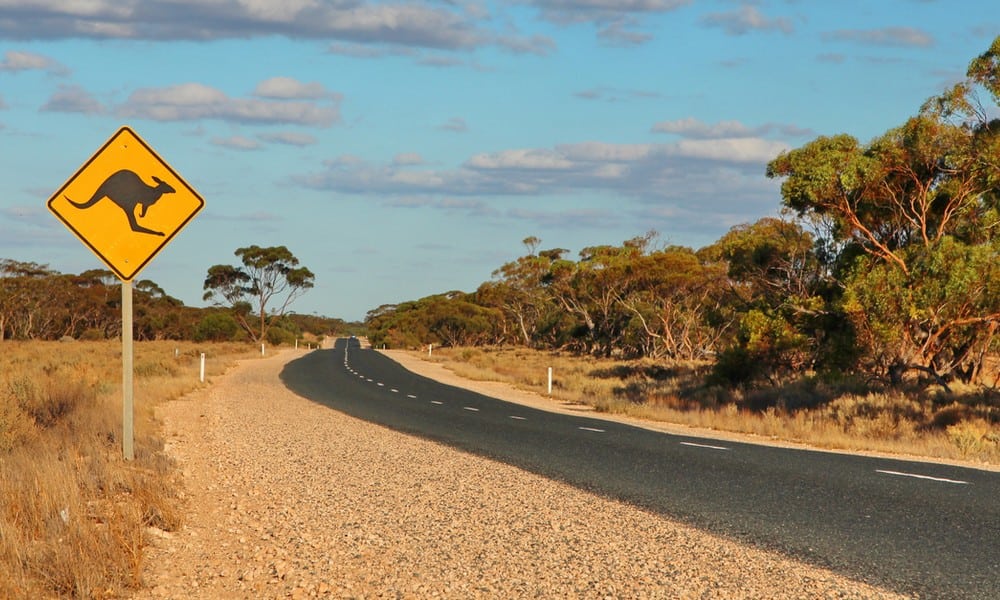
[700,5,794,36]
[575,86,661,102]
[41,84,104,114]
[393,152,424,166]
[293,130,789,241]
[0,50,69,74]
[528,0,691,23]
[555,141,655,162]
[438,117,468,132]
[466,148,575,170]
[117,82,340,126]
[652,117,813,140]
[823,27,934,48]
[671,138,788,163]
[524,0,690,45]
[495,33,556,55]
[211,135,262,150]
[327,42,417,59]
[653,117,760,138]
[253,77,338,101]
[418,54,470,68]
[317,3,483,49]
[0,0,544,54]
[597,18,651,46]
[258,131,318,146]
[295,133,788,208]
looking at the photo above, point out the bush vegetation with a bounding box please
[0,340,256,599]
[0,260,349,344]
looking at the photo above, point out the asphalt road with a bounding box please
[280,338,1000,599]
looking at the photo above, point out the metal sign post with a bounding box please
[122,281,134,461]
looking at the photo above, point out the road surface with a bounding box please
[280,339,1000,599]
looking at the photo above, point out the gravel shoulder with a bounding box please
[135,347,910,599]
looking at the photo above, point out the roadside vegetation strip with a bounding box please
[409,346,1000,467]
[0,340,258,600]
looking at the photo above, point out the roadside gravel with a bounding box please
[135,347,909,599]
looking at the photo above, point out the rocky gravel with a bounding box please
[134,348,910,599]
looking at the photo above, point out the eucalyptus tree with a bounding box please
[480,237,564,346]
[766,36,1000,387]
[203,245,315,343]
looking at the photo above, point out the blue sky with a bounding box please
[1,1,997,322]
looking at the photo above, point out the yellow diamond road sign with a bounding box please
[48,126,205,282]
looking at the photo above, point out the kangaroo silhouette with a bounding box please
[65,169,175,237]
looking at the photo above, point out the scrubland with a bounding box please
[0,340,255,599]
[420,346,1000,466]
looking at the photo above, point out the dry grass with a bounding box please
[419,346,1000,466]
[0,340,257,599]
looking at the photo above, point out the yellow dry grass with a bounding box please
[420,346,1000,466]
[0,340,256,599]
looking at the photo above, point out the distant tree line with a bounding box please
[366,36,1000,391]
[0,252,345,344]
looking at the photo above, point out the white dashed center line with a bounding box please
[390,388,399,393]
[407,394,417,399]
[463,406,480,412]
[578,426,605,433]
[509,415,527,420]
[876,469,970,485]
[680,441,730,451]
[431,400,444,405]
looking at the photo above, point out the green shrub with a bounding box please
[265,325,297,346]
[193,312,240,342]
[709,347,758,387]
[80,328,105,341]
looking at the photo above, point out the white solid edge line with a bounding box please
[875,469,970,485]
[680,441,730,451]
[578,426,605,433]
